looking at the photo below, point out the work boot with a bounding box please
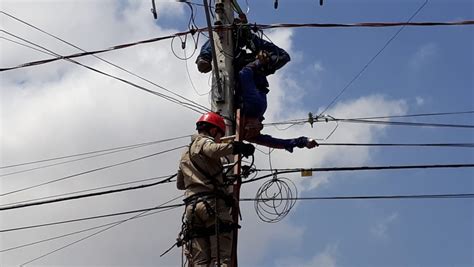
[196,57,212,73]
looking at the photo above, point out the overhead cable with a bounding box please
[0,30,209,114]
[0,145,186,197]
[0,174,176,211]
[241,193,474,202]
[2,19,473,72]
[244,163,474,184]
[264,110,474,126]
[0,174,175,208]
[16,195,183,267]
[0,11,210,114]
[0,203,184,233]
[0,135,190,170]
[318,142,474,148]
[3,192,473,233]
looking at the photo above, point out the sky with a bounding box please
[0,0,473,266]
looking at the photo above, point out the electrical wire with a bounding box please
[0,10,203,113]
[3,191,473,234]
[0,174,176,211]
[0,202,184,233]
[243,163,474,184]
[254,174,297,223]
[17,195,183,267]
[0,140,186,178]
[2,18,472,72]
[264,110,474,126]
[0,174,175,208]
[317,142,474,148]
[336,118,474,129]
[0,194,182,253]
[0,145,187,197]
[318,0,429,116]
[0,135,190,170]
[0,29,209,114]
[242,193,474,202]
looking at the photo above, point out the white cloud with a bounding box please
[0,1,412,266]
[409,43,438,70]
[415,96,425,106]
[370,212,399,240]
[275,244,338,267]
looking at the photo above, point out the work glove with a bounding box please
[255,50,270,65]
[232,141,255,157]
[293,137,319,149]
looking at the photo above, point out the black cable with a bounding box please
[0,135,190,170]
[337,118,474,129]
[0,174,175,208]
[0,29,209,114]
[2,19,472,73]
[0,145,187,197]
[3,192,473,234]
[0,198,178,252]
[318,0,428,116]
[318,143,474,148]
[264,110,474,126]
[244,163,474,184]
[0,174,176,211]
[0,202,184,233]
[16,195,183,266]
[242,193,474,202]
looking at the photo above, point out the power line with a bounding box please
[244,163,474,184]
[0,145,186,197]
[0,203,184,233]
[17,195,183,267]
[335,118,474,129]
[1,19,473,73]
[318,143,474,148]
[241,193,474,202]
[318,0,428,116]
[0,204,175,253]
[0,135,190,170]
[0,136,190,177]
[3,191,473,234]
[264,112,474,130]
[255,20,474,31]
[0,174,176,211]
[0,30,209,114]
[0,174,175,208]
[0,11,211,115]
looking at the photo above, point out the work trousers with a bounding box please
[185,198,233,267]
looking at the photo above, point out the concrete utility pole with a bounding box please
[203,0,241,267]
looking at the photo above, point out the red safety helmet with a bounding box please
[196,112,226,134]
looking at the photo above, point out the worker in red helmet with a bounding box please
[176,112,254,267]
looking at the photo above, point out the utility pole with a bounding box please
[203,0,240,266]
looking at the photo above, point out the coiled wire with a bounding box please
[254,174,297,223]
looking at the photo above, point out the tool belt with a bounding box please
[183,191,235,209]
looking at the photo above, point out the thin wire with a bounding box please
[0,174,176,211]
[0,30,209,114]
[2,18,473,72]
[244,163,474,184]
[0,195,182,252]
[317,0,429,117]
[18,195,183,266]
[0,36,54,55]
[0,174,175,208]
[242,193,474,202]
[0,11,209,113]
[317,142,474,148]
[337,118,474,129]
[0,145,186,197]
[0,202,185,233]
[0,135,190,170]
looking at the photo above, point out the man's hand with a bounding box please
[233,141,256,157]
[256,50,270,65]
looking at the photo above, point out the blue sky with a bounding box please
[0,0,473,266]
